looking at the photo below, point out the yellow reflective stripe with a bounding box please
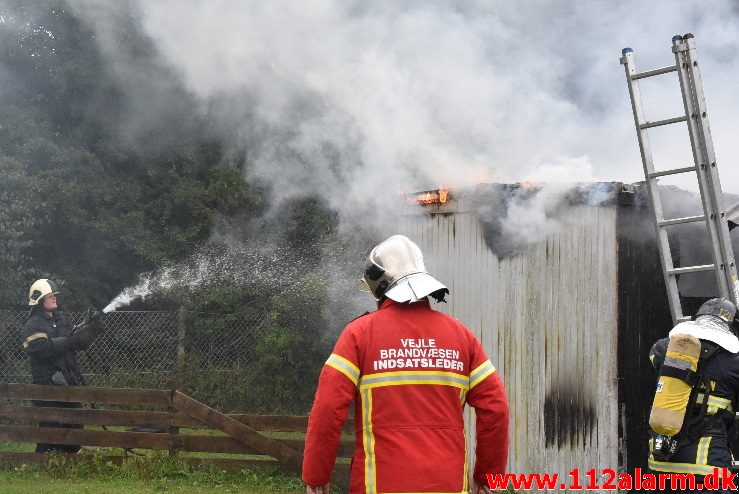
[696,393,733,412]
[325,354,360,386]
[22,332,48,349]
[648,457,723,476]
[362,388,376,494]
[696,436,712,465]
[360,371,469,391]
[469,360,495,389]
[463,428,469,493]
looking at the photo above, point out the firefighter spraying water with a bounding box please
[21,279,106,453]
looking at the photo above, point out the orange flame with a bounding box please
[412,187,450,205]
[518,180,540,189]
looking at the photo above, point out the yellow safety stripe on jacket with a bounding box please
[469,360,495,389]
[359,371,469,391]
[695,393,733,413]
[362,387,376,494]
[463,425,469,493]
[648,457,724,476]
[696,436,712,465]
[458,388,467,405]
[22,332,48,349]
[359,370,471,494]
[325,353,360,386]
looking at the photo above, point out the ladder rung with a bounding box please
[648,166,696,178]
[668,264,715,275]
[640,116,688,129]
[631,65,678,80]
[659,215,705,227]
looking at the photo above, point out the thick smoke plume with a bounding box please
[67,1,739,309]
[69,0,739,212]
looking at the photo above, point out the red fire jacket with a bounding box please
[302,298,509,493]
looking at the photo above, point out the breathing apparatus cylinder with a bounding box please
[649,333,702,436]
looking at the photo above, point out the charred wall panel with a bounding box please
[615,200,673,478]
[398,203,619,487]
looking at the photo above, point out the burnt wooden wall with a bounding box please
[398,201,620,487]
[616,199,677,477]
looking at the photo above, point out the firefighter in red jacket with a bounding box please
[302,235,509,494]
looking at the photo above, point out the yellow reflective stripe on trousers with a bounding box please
[22,332,48,348]
[359,371,469,391]
[648,457,723,476]
[696,436,712,465]
[469,360,495,389]
[362,388,376,494]
[325,353,360,386]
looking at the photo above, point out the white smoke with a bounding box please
[68,0,739,212]
[67,0,739,307]
[500,183,579,249]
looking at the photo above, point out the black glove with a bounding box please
[70,327,95,350]
[70,314,105,350]
[83,307,106,333]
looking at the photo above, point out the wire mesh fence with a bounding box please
[0,309,322,414]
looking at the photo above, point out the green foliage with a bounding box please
[176,275,332,414]
[0,1,352,419]
[0,1,258,309]
[0,156,35,305]
[249,274,330,411]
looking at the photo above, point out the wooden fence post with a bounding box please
[168,384,180,457]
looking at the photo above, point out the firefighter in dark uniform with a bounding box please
[21,279,105,453]
[648,298,739,493]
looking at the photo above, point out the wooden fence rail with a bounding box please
[0,383,354,487]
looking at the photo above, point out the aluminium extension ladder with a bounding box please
[620,33,738,325]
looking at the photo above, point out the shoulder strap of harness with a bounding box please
[680,341,727,444]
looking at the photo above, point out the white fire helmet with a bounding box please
[28,279,61,306]
[359,235,448,303]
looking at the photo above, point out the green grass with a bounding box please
[0,449,307,493]
[0,430,352,492]
[0,440,33,452]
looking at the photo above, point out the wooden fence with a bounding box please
[0,383,353,486]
